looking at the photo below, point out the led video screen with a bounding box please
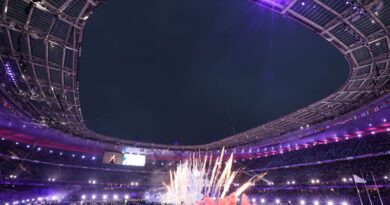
[102,152,124,165]
[123,154,146,167]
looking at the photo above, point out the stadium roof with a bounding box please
[0,0,389,149]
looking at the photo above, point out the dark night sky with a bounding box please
[79,0,348,145]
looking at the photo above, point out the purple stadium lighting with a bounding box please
[3,61,17,86]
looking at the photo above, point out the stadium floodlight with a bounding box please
[300,200,305,205]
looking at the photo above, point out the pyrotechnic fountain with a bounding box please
[160,148,266,205]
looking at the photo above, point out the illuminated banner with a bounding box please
[102,152,124,165]
[123,153,146,167]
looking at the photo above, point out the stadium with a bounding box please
[0,0,390,204]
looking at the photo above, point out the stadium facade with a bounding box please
[0,0,390,204]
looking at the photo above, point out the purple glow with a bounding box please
[4,61,17,86]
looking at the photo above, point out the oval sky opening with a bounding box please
[79,0,348,145]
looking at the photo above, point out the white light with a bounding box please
[81,195,86,200]
[327,201,334,205]
[251,198,256,203]
[342,177,347,182]
[51,196,57,200]
[92,156,96,160]
[341,202,349,205]
[123,154,146,166]
[37,197,42,201]
[81,155,85,159]
[313,201,319,205]
[103,195,107,200]
[124,194,129,200]
[316,179,320,183]
[275,199,280,204]
[300,200,305,205]
[113,194,118,200]
[92,195,96,200]
[260,198,265,203]
[311,179,315,184]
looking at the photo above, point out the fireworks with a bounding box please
[160,148,266,204]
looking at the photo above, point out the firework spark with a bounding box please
[161,148,266,204]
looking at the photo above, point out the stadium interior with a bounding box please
[0,0,390,204]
